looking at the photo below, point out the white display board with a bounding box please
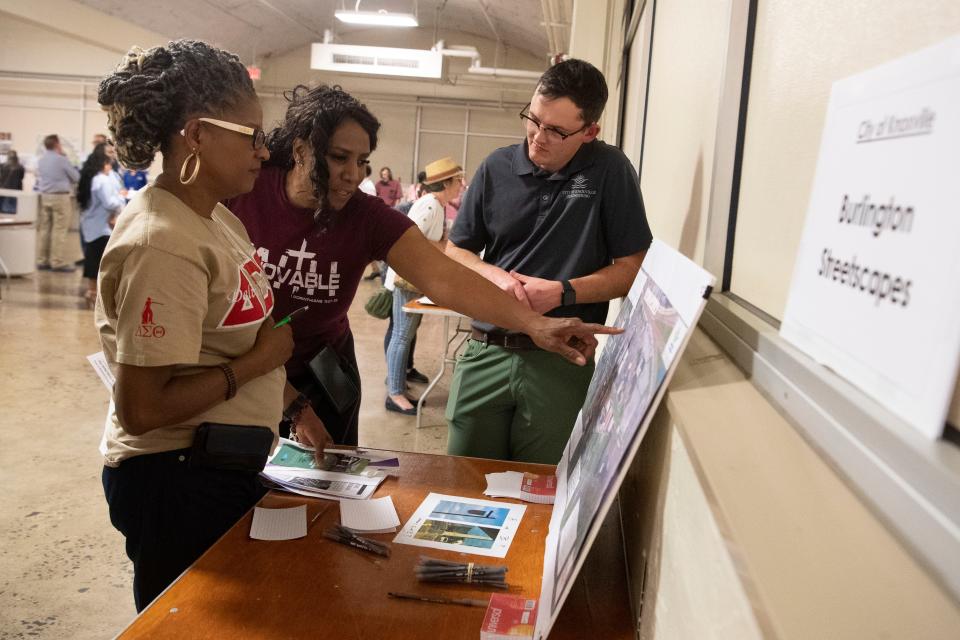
[534,239,715,639]
[780,34,960,439]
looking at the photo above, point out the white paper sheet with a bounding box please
[250,505,307,541]
[86,352,115,391]
[340,496,400,533]
[416,296,435,305]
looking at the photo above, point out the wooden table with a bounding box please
[117,451,632,639]
[402,299,470,429]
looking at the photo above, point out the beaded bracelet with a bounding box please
[216,363,237,400]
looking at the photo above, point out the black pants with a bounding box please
[102,450,266,612]
[285,332,362,446]
[83,235,109,279]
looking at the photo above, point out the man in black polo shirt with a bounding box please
[444,58,653,464]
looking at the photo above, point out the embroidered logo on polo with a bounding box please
[255,239,341,304]
[562,173,597,200]
[135,296,166,338]
[219,256,275,328]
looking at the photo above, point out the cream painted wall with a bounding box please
[648,428,763,640]
[633,0,730,265]
[731,0,960,319]
[0,3,166,181]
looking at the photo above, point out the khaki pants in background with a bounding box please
[36,193,74,269]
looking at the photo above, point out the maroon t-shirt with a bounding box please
[227,166,414,376]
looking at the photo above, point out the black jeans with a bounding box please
[102,450,266,611]
[286,332,363,446]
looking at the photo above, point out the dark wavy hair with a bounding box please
[266,84,380,227]
[97,40,256,170]
[537,58,608,125]
[77,143,111,210]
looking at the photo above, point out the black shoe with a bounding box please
[406,368,429,384]
[37,263,51,271]
[385,396,417,416]
[51,265,77,273]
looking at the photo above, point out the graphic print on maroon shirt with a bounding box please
[226,166,414,375]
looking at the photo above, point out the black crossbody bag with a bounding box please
[189,422,274,471]
[307,346,360,416]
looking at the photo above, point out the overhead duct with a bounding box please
[311,42,443,78]
[310,38,539,83]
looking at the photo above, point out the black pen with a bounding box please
[388,592,488,607]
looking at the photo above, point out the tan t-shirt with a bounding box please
[96,186,285,465]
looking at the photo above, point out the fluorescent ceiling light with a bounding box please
[335,10,418,27]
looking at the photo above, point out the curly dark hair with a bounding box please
[266,84,380,226]
[77,143,111,210]
[97,40,256,170]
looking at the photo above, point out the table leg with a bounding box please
[416,315,450,429]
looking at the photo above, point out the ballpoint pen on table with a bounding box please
[308,503,333,530]
[274,305,309,328]
[387,592,489,608]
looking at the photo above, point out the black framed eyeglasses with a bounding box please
[197,117,267,150]
[518,103,589,143]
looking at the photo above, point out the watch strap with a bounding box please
[561,280,576,307]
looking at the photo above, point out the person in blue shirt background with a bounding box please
[121,167,148,198]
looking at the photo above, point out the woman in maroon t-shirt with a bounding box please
[229,84,618,448]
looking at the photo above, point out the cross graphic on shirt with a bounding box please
[286,239,316,271]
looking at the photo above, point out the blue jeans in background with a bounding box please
[385,287,423,396]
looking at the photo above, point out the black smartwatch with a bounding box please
[560,280,576,307]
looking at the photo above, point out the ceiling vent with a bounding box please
[310,43,442,79]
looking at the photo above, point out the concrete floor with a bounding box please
[0,235,456,638]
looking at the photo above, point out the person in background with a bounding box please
[227,83,620,447]
[374,166,402,207]
[358,164,376,196]
[359,166,381,280]
[444,178,464,224]
[397,170,427,216]
[444,58,653,464]
[383,157,463,414]
[36,134,80,271]
[122,166,149,197]
[0,150,25,213]
[95,39,303,611]
[78,143,125,307]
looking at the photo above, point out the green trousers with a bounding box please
[445,339,595,464]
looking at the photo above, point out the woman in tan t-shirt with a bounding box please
[94,40,331,612]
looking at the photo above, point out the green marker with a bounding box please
[274,305,309,328]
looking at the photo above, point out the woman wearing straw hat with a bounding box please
[383,157,463,414]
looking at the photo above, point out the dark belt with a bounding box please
[471,329,541,350]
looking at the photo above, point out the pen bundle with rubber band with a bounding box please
[415,556,508,589]
[323,524,391,557]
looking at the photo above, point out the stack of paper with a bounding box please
[340,496,400,533]
[480,594,538,639]
[484,472,556,504]
[261,439,388,500]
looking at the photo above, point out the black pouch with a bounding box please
[189,422,274,472]
[307,346,360,416]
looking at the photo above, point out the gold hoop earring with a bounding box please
[179,151,200,185]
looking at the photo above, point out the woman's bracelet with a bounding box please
[283,393,311,427]
[217,363,237,400]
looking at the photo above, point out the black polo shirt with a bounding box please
[450,139,653,331]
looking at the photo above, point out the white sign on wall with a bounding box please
[781,35,960,439]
